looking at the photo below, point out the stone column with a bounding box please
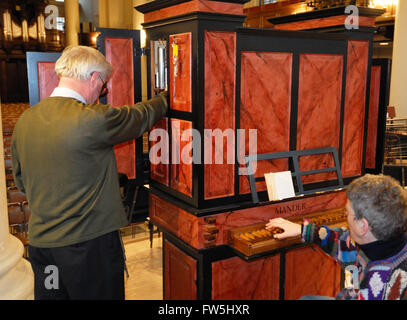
[389,0,407,116]
[2,10,13,41]
[37,14,46,43]
[0,105,34,300]
[64,0,80,46]
[22,19,29,42]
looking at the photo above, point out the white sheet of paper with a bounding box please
[264,172,276,201]
[265,171,295,201]
[273,171,295,200]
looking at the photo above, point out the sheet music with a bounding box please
[265,171,295,201]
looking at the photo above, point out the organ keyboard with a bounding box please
[227,207,347,258]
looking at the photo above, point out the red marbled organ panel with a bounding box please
[38,61,59,101]
[212,256,280,300]
[105,37,136,179]
[239,51,293,194]
[171,119,193,197]
[285,245,341,299]
[150,193,200,248]
[297,53,343,184]
[204,31,236,199]
[150,118,169,186]
[105,38,135,107]
[342,40,369,177]
[164,240,197,299]
[170,33,192,112]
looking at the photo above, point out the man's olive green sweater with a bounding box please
[11,93,167,248]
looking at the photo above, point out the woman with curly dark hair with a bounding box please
[267,174,407,300]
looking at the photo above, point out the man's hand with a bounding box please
[265,218,301,239]
[160,90,169,104]
[160,90,169,113]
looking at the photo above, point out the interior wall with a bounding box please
[98,0,133,29]
[389,0,407,117]
[79,0,99,31]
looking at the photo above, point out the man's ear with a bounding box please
[89,72,100,88]
[358,218,370,236]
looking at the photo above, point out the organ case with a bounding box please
[136,0,386,300]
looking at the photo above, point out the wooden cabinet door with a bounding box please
[164,239,197,300]
[97,28,143,182]
[285,245,342,300]
[26,51,61,107]
[212,255,280,300]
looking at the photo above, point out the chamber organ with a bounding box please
[136,0,386,299]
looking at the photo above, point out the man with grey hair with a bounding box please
[266,174,407,300]
[11,45,168,300]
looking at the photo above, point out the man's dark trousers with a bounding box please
[28,231,125,300]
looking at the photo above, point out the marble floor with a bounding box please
[121,223,163,300]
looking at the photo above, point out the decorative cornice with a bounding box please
[136,0,250,14]
[268,6,385,25]
[141,11,246,29]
